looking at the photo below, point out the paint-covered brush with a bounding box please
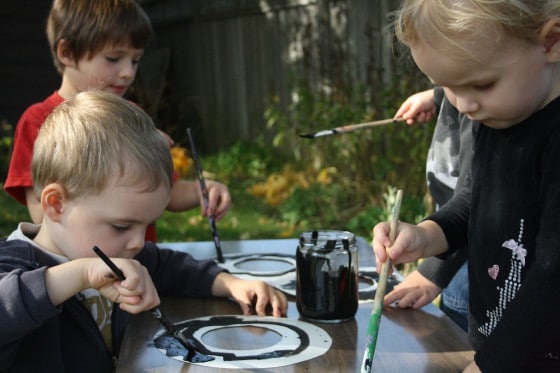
[92,246,214,362]
[299,118,405,139]
[186,128,225,263]
[360,189,403,373]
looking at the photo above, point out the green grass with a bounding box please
[156,186,297,243]
[0,189,31,237]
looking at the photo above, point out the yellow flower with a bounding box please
[316,167,337,184]
[170,146,193,178]
[246,164,312,206]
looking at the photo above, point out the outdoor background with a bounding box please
[0,0,433,272]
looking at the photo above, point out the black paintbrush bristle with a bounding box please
[299,133,315,138]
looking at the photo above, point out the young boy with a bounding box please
[0,91,287,371]
[4,0,230,242]
[388,87,473,332]
[373,1,560,371]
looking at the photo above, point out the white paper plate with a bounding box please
[152,315,332,369]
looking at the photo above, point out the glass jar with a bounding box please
[296,230,358,323]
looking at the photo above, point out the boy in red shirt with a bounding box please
[5,0,230,242]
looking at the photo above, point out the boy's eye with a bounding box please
[111,224,131,231]
[106,56,119,63]
[473,82,495,91]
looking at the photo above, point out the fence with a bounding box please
[135,0,404,152]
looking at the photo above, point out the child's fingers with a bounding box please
[384,287,406,306]
[372,222,392,263]
[118,295,160,314]
[98,284,155,314]
[250,286,272,316]
[233,282,287,317]
[394,103,410,119]
[115,279,161,314]
[205,182,231,219]
[268,290,288,317]
[97,259,161,314]
[252,288,287,317]
[385,287,426,309]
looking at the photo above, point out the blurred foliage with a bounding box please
[0,120,14,181]
[0,187,32,237]
[255,73,434,237]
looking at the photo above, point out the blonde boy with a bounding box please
[0,91,286,371]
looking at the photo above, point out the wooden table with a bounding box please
[117,238,473,372]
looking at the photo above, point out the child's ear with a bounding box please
[540,17,560,62]
[41,183,67,222]
[56,39,76,68]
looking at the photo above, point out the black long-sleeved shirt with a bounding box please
[429,96,560,372]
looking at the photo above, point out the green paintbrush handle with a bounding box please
[360,257,391,372]
[360,189,403,373]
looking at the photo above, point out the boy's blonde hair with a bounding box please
[32,91,173,200]
[394,0,560,57]
[47,0,153,74]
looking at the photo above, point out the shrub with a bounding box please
[259,75,434,238]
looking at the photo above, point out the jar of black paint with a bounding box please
[296,230,358,323]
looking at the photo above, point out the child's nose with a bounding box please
[119,62,137,81]
[126,230,145,253]
[455,95,479,115]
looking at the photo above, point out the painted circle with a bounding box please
[153,315,332,369]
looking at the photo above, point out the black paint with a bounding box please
[296,233,358,322]
[152,316,310,363]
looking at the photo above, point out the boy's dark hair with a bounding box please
[46,0,153,74]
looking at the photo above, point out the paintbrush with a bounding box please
[186,128,225,263]
[299,118,406,138]
[92,246,214,362]
[360,189,403,373]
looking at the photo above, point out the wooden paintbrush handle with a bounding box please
[361,189,403,373]
[337,118,404,133]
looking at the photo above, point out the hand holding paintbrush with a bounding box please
[92,246,214,362]
[361,189,403,373]
[186,128,225,263]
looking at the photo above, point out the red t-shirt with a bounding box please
[5,91,64,204]
[3,91,174,243]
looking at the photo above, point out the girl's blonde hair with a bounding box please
[46,0,153,74]
[394,0,560,57]
[32,91,173,200]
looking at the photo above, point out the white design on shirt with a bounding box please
[479,219,525,337]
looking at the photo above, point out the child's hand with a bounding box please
[384,270,442,308]
[373,221,421,266]
[89,258,161,314]
[212,273,288,317]
[203,180,231,220]
[372,220,445,267]
[394,89,437,125]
